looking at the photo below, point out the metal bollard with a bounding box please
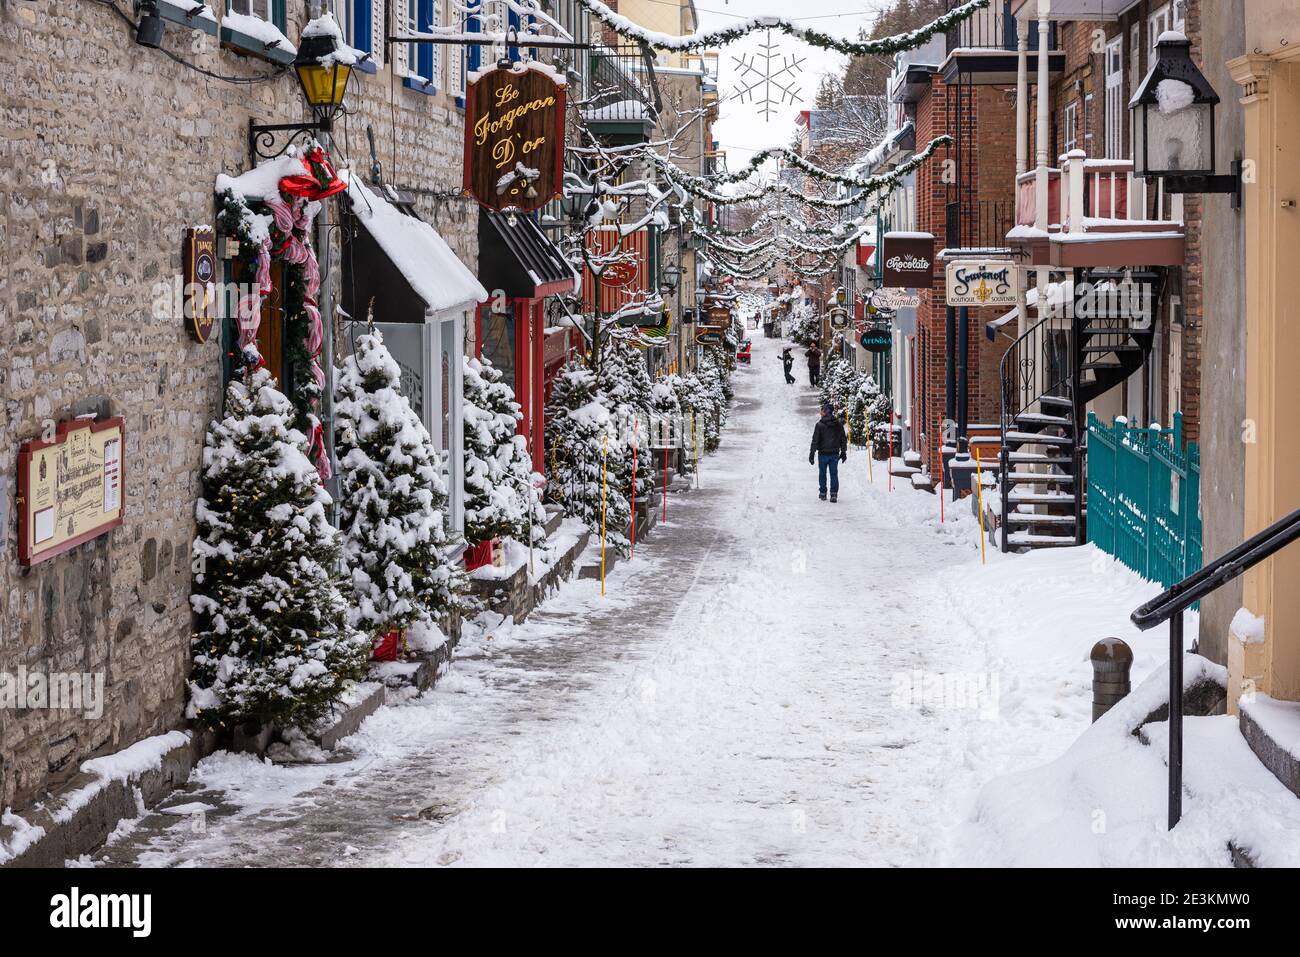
[1091,637,1134,722]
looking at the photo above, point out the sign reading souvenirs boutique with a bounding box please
[463,63,566,214]
[17,417,126,566]
[881,232,935,289]
[945,259,1017,308]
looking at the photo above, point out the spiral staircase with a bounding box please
[997,269,1163,551]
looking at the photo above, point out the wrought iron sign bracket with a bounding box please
[248,118,331,166]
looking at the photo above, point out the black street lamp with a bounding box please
[249,19,357,164]
[1130,33,1240,202]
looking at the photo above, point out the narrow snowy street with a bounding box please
[86,335,1170,868]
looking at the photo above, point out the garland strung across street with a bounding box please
[705,135,952,190]
[571,0,989,56]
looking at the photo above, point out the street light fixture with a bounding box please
[294,28,354,127]
[1130,32,1240,203]
[133,0,165,48]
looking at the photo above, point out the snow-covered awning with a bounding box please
[478,210,578,300]
[344,181,487,323]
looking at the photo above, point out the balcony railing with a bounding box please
[944,0,1054,53]
[583,42,661,128]
[945,199,1015,251]
[1014,154,1175,232]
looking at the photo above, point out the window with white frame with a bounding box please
[1083,92,1094,156]
[1105,35,1123,159]
[1062,100,1078,155]
[332,0,378,65]
[1172,0,1186,33]
[228,0,285,30]
[400,0,437,89]
[1149,3,1171,57]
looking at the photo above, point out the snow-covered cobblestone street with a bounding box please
[87,336,1182,868]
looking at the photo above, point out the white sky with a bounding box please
[695,0,897,175]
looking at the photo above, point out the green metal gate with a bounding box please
[1087,412,1202,590]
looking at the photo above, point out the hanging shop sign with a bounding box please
[860,329,893,353]
[945,259,1017,308]
[17,416,126,566]
[881,232,935,289]
[708,306,732,325]
[873,288,921,310]
[463,63,566,214]
[695,327,724,345]
[829,307,849,330]
[183,226,218,343]
[602,259,639,289]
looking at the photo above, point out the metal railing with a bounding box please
[946,199,1015,251]
[1132,505,1300,831]
[583,42,661,125]
[944,0,1054,52]
[1088,411,1202,591]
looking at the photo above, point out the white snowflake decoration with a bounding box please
[729,31,806,121]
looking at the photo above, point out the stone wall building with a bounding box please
[0,0,477,813]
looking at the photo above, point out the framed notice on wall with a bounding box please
[17,416,126,566]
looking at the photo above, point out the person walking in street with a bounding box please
[806,342,822,387]
[779,346,795,384]
[809,401,848,502]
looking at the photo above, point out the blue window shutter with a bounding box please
[467,0,481,75]
[355,0,372,55]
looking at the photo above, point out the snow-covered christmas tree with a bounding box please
[334,330,465,657]
[463,355,547,547]
[598,341,655,508]
[189,363,369,731]
[544,363,632,556]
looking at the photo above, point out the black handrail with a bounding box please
[1131,505,1300,629]
[1129,503,1300,832]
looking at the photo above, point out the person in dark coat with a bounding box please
[779,347,795,384]
[809,401,848,501]
[806,342,822,387]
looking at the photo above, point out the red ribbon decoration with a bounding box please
[278,146,348,201]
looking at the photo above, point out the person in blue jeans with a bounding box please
[809,402,848,502]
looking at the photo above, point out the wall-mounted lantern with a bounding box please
[1130,32,1240,204]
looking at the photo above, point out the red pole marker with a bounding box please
[631,419,638,559]
[888,409,895,493]
[662,448,668,522]
[937,416,945,524]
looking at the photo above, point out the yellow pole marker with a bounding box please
[601,434,608,596]
[975,448,988,565]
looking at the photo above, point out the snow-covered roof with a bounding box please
[347,181,487,317]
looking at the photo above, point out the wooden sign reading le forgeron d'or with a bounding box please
[463,63,566,214]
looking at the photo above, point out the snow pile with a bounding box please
[1155,77,1195,115]
[1230,606,1265,643]
[0,808,46,865]
[221,10,295,56]
[302,11,362,67]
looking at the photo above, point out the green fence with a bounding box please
[1087,411,1202,591]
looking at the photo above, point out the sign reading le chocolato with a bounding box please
[17,417,126,566]
[463,63,566,214]
[881,233,935,290]
[945,259,1017,308]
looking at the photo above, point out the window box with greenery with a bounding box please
[221,0,296,65]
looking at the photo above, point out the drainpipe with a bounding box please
[1035,0,1052,392]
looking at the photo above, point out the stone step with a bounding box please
[1239,694,1300,800]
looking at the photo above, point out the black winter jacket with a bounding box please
[810,413,847,458]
